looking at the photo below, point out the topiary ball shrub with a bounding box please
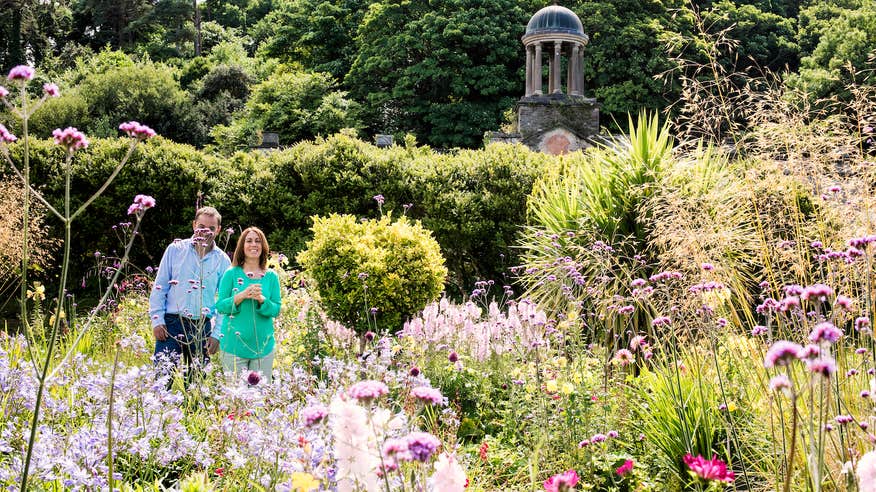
[296,214,447,338]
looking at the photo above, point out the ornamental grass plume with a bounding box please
[683,454,735,483]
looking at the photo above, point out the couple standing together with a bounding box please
[148,206,282,383]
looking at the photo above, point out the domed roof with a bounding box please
[525,5,585,37]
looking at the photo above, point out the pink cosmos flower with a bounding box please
[683,454,735,483]
[43,83,60,98]
[52,127,89,151]
[616,459,634,476]
[544,469,579,492]
[7,65,34,81]
[613,349,634,366]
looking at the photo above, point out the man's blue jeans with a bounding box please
[154,314,212,382]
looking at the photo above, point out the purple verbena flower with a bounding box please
[43,83,60,97]
[52,127,89,151]
[406,432,441,462]
[7,65,34,81]
[119,121,157,140]
[301,404,329,427]
[806,357,837,377]
[809,322,843,344]
[0,123,17,143]
[411,386,445,405]
[347,380,389,402]
[764,341,803,368]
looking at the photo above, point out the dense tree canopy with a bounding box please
[0,0,872,149]
[346,0,529,148]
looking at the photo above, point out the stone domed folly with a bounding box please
[489,4,600,154]
[522,5,588,96]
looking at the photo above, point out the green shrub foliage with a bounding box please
[296,214,447,334]
[2,133,540,298]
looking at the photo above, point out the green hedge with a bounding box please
[2,133,546,298]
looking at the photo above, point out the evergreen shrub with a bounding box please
[296,214,447,335]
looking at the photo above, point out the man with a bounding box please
[149,206,231,380]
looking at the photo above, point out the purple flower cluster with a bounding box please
[411,386,445,405]
[119,121,157,140]
[808,322,843,344]
[7,65,34,81]
[690,281,725,293]
[406,431,442,462]
[763,341,803,368]
[301,404,329,427]
[43,83,60,98]
[800,284,833,302]
[52,127,89,151]
[0,123,16,143]
[127,194,156,215]
[347,380,389,402]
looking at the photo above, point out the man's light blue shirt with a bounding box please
[149,237,231,329]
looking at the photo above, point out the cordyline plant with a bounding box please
[0,65,156,490]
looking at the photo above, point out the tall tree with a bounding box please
[256,0,368,80]
[0,0,74,70]
[346,0,529,148]
[71,0,154,50]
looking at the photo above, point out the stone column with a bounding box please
[569,44,580,95]
[552,41,562,94]
[547,46,555,94]
[533,43,542,95]
[577,47,585,95]
[525,44,533,96]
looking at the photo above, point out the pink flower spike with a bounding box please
[0,124,17,143]
[43,83,60,98]
[7,65,34,81]
[52,127,89,152]
[684,454,735,483]
[0,86,8,98]
[119,121,157,140]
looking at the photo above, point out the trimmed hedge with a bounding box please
[2,134,546,298]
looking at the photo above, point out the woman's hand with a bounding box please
[234,284,264,305]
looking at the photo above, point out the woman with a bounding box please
[215,226,282,383]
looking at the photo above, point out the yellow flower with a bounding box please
[545,379,558,393]
[561,382,575,395]
[26,282,45,301]
[290,472,320,492]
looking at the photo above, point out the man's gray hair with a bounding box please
[194,206,222,226]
